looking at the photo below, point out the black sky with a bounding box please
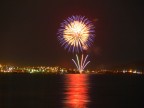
[0,0,144,68]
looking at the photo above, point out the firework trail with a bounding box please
[72,54,90,73]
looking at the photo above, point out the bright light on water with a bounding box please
[63,74,90,107]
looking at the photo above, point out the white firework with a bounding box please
[58,15,95,53]
[72,54,90,73]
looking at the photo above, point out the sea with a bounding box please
[0,73,144,108]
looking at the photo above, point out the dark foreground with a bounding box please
[0,73,144,108]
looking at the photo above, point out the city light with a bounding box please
[0,64,143,75]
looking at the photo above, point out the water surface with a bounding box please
[0,73,144,108]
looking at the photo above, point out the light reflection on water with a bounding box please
[63,74,90,108]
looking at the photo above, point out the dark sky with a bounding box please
[0,0,144,68]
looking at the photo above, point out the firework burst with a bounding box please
[58,15,95,53]
[72,54,90,74]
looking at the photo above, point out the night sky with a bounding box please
[0,0,144,68]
